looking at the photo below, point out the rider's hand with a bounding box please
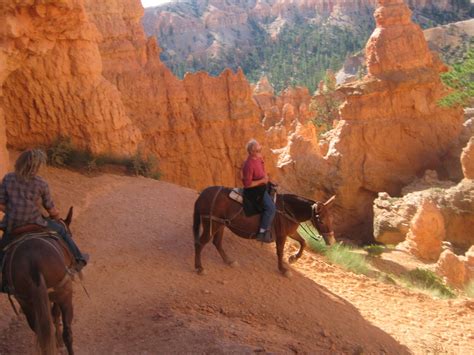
[48,207,60,220]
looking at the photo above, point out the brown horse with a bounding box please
[2,208,77,355]
[193,186,336,276]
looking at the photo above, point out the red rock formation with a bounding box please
[400,200,445,261]
[436,250,467,288]
[277,0,464,242]
[253,77,312,130]
[0,0,141,156]
[84,0,282,190]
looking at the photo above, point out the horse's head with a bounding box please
[310,196,336,245]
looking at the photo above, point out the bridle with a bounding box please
[278,196,334,241]
[311,203,335,241]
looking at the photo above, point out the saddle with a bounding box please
[228,182,278,217]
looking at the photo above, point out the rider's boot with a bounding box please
[61,233,89,272]
[256,229,273,243]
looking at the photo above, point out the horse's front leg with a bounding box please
[276,235,291,277]
[288,232,306,264]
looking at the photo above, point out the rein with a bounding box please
[278,195,333,243]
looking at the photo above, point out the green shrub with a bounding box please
[46,137,160,179]
[128,151,160,179]
[364,244,385,257]
[439,47,474,108]
[406,268,455,299]
[47,137,75,167]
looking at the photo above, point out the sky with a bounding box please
[141,0,171,7]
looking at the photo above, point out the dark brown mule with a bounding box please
[2,208,77,355]
[193,187,336,276]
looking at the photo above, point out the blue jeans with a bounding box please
[46,219,84,261]
[260,191,276,231]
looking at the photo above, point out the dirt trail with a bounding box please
[0,167,472,354]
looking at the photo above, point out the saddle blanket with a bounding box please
[228,188,244,204]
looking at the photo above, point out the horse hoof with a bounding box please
[282,270,293,278]
[288,256,297,264]
[228,261,239,268]
[196,268,206,275]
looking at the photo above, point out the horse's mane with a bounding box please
[280,194,315,205]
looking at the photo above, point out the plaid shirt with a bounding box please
[0,173,55,231]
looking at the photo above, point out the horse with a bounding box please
[2,208,77,355]
[193,186,336,276]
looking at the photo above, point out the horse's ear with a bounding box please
[323,195,336,207]
[64,207,73,226]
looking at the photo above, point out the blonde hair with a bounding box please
[246,139,259,154]
[14,149,47,180]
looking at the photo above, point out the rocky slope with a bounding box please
[142,0,473,85]
[424,18,474,64]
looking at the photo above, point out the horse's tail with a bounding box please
[193,204,201,246]
[31,270,56,355]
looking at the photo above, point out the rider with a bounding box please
[0,149,88,289]
[242,139,276,243]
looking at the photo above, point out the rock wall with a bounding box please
[0,1,141,157]
[84,0,284,189]
[277,0,464,242]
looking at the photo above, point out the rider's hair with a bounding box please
[246,139,259,154]
[14,149,47,181]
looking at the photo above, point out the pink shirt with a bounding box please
[242,157,266,188]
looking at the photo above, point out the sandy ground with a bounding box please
[0,167,473,354]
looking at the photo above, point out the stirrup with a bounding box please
[256,231,273,243]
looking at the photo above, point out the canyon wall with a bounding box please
[84,0,283,189]
[0,1,141,158]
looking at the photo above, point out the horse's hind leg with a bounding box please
[194,220,213,274]
[288,232,306,264]
[212,227,238,267]
[52,303,63,348]
[59,291,74,355]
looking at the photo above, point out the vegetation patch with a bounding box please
[364,244,385,257]
[439,47,474,108]
[298,223,370,275]
[46,137,161,180]
[403,268,456,299]
[297,223,459,298]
